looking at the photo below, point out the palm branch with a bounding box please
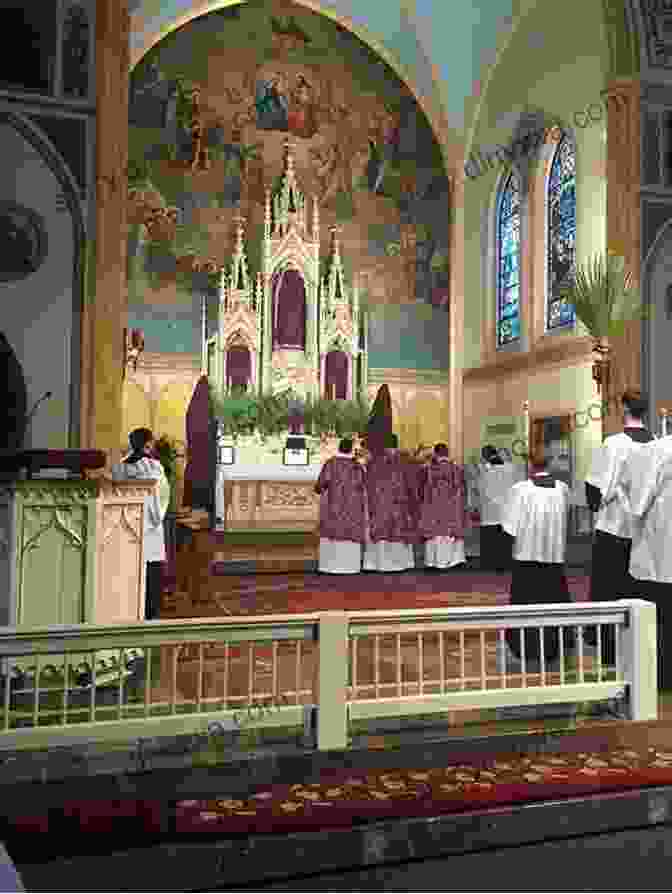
[558,252,648,342]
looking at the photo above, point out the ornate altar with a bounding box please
[208,139,368,402]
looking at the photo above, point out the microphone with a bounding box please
[22,391,53,445]
[25,391,53,427]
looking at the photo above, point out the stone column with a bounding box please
[603,78,641,435]
[88,0,130,465]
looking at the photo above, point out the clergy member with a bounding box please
[501,454,574,666]
[478,445,517,572]
[363,433,415,572]
[584,391,654,666]
[621,432,672,690]
[314,437,367,574]
[112,428,170,620]
[418,443,468,570]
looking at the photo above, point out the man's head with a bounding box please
[482,444,502,464]
[622,390,647,425]
[129,427,154,455]
[338,438,353,454]
[434,442,449,459]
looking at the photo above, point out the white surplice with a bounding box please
[624,435,672,583]
[478,462,522,526]
[318,538,362,574]
[363,541,415,572]
[502,478,569,564]
[112,457,170,562]
[587,432,650,539]
[424,535,466,569]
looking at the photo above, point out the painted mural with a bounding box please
[127,0,450,367]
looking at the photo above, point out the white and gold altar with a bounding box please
[208,140,369,530]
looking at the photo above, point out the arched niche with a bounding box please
[324,349,348,400]
[224,331,254,393]
[272,267,306,350]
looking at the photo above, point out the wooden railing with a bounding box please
[0,600,656,751]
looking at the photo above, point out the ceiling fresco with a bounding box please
[128,0,453,318]
[128,0,517,136]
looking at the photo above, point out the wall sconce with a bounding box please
[591,342,610,395]
[124,328,145,376]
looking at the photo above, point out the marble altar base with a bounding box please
[215,458,324,531]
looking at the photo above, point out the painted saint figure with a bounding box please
[255,74,289,132]
[287,74,318,139]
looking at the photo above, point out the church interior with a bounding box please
[2,0,672,889]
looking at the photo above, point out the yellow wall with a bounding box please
[461,0,608,478]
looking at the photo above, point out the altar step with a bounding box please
[176,523,320,590]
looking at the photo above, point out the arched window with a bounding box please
[496,170,521,347]
[546,135,576,330]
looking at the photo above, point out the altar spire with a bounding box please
[229,215,250,299]
[272,138,306,237]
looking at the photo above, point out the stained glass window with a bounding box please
[547,136,576,330]
[496,171,521,346]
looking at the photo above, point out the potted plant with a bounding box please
[558,252,649,395]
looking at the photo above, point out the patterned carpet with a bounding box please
[174,746,672,836]
[182,570,590,616]
[6,745,672,861]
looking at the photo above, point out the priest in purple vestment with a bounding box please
[418,444,468,570]
[363,434,416,572]
[314,438,367,573]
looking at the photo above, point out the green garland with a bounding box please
[212,390,371,440]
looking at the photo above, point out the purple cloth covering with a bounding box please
[418,459,469,539]
[226,346,251,391]
[325,350,348,399]
[314,455,367,542]
[365,450,415,544]
[183,375,215,510]
[272,269,306,349]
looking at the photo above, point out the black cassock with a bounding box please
[585,427,653,666]
[504,474,575,665]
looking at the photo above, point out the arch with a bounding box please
[0,107,87,447]
[324,349,348,400]
[225,343,252,392]
[129,1,446,147]
[545,132,576,331]
[272,266,306,350]
[495,168,522,348]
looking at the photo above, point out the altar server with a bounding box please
[112,428,170,620]
[418,443,468,569]
[314,438,367,574]
[363,434,415,572]
[585,391,654,665]
[501,455,574,665]
[622,433,672,690]
[478,445,518,572]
